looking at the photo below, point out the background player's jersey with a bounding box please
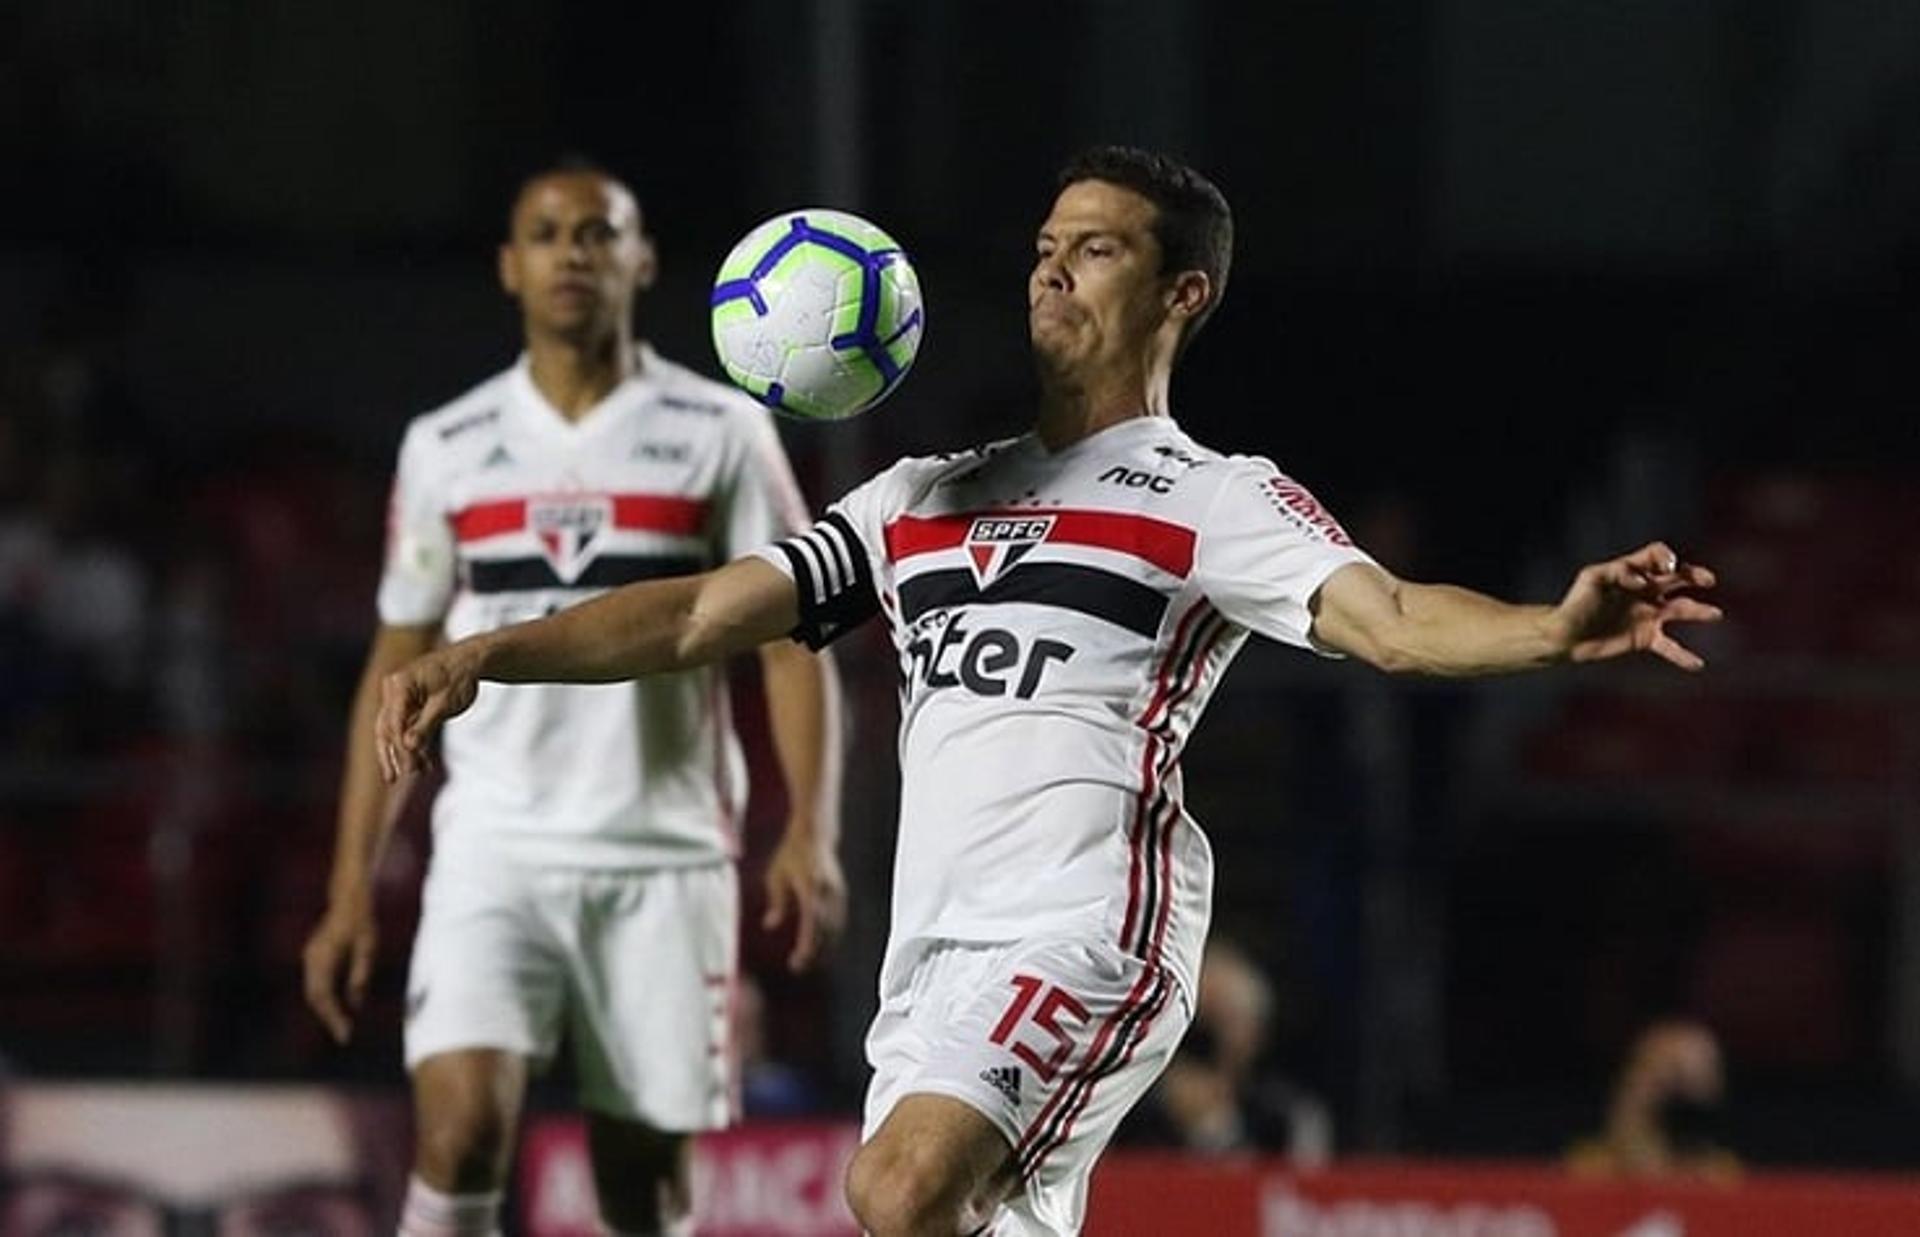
[380,345,809,868]
[756,415,1373,1004]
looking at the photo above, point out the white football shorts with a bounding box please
[403,845,737,1131]
[863,936,1192,1236]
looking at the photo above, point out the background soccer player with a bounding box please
[369,147,1720,1237]
[301,163,844,1237]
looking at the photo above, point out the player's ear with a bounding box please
[632,233,659,292]
[1165,270,1211,325]
[498,243,522,298]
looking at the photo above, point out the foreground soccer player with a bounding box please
[303,163,844,1237]
[373,147,1720,1237]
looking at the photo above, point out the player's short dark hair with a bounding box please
[1056,145,1234,353]
[507,155,644,235]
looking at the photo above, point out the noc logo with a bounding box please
[530,496,612,584]
[964,515,1054,589]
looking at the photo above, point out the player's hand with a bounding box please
[375,645,481,782]
[302,900,378,1045]
[1554,541,1723,671]
[761,819,847,972]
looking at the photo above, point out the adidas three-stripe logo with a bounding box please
[979,1065,1023,1106]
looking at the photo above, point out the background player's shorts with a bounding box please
[863,936,1192,1236]
[404,846,737,1131]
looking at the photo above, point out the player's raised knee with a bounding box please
[845,1136,971,1237]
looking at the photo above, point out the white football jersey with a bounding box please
[755,415,1374,1004]
[380,345,809,868]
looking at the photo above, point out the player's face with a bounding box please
[499,173,655,341]
[3,1088,378,1237]
[1029,180,1174,376]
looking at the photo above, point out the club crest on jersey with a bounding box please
[530,496,611,583]
[964,515,1054,588]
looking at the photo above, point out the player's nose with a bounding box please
[1033,255,1069,294]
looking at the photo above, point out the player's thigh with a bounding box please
[885,938,1188,1235]
[568,863,738,1130]
[1005,979,1187,1236]
[404,850,568,1070]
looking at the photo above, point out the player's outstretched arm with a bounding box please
[375,556,801,781]
[1310,540,1721,677]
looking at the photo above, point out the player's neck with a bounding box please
[524,331,636,421]
[1034,365,1170,452]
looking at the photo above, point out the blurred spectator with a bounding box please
[0,441,148,751]
[1123,938,1333,1164]
[736,973,825,1119]
[1566,1019,1740,1181]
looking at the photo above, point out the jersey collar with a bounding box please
[1027,412,1180,459]
[508,342,663,441]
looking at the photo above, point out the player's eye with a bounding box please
[23,1204,123,1237]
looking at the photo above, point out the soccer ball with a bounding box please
[710,208,925,421]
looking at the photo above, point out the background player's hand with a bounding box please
[1554,541,1722,670]
[761,819,847,972]
[302,899,378,1044]
[375,645,481,781]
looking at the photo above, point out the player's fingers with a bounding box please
[762,872,789,929]
[376,672,402,739]
[818,882,847,941]
[1653,564,1717,599]
[1590,560,1654,593]
[347,933,376,1008]
[402,690,438,753]
[303,949,350,1043]
[1649,630,1706,672]
[1628,541,1679,575]
[789,887,818,972]
[1663,597,1724,625]
[375,679,406,782]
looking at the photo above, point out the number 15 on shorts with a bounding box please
[989,974,1091,1084]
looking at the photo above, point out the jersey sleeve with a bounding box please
[375,423,456,626]
[714,401,813,558]
[749,466,893,650]
[1191,458,1376,654]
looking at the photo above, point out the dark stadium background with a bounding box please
[3,0,1918,1173]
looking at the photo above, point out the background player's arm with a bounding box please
[1310,540,1721,677]
[376,555,799,780]
[303,622,437,1043]
[757,641,848,970]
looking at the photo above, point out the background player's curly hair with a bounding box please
[1057,145,1234,353]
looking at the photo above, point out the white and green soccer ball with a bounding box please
[710,208,924,420]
